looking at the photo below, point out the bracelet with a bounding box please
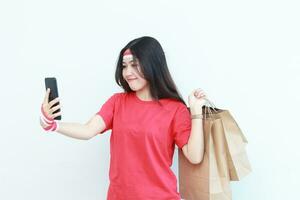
[41,119,59,132]
[40,104,59,132]
[191,114,203,119]
[49,120,59,132]
[40,114,53,126]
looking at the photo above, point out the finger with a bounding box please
[194,90,203,96]
[199,92,206,97]
[197,94,204,98]
[50,104,61,113]
[52,111,62,118]
[194,88,203,95]
[44,88,51,104]
[49,98,60,107]
[196,92,206,98]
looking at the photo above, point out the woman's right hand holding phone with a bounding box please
[39,88,62,131]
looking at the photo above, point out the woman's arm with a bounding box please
[54,122,91,140]
[40,114,106,140]
[40,88,106,140]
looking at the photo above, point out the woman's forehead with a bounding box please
[122,55,138,64]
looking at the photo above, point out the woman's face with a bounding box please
[122,55,148,92]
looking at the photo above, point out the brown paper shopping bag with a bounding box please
[199,102,252,181]
[179,110,232,200]
[179,101,251,200]
[217,110,252,181]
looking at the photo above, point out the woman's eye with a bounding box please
[121,64,137,68]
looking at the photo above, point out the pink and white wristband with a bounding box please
[40,105,59,132]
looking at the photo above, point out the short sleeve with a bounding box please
[172,104,192,149]
[96,93,120,134]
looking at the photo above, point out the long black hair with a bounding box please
[115,36,186,106]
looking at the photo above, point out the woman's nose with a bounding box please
[124,66,135,75]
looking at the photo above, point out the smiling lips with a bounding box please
[127,78,137,82]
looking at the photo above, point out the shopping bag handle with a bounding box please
[188,97,218,118]
[203,97,217,111]
[203,98,249,143]
[202,97,218,119]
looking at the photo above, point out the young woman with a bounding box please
[39,36,207,200]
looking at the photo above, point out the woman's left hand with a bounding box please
[188,88,207,115]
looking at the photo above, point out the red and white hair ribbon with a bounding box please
[123,49,134,61]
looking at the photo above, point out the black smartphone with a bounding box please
[44,77,61,120]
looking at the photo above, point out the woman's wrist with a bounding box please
[191,114,203,119]
[40,104,59,132]
[190,104,205,119]
[190,107,204,115]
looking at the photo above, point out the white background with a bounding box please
[1,0,299,199]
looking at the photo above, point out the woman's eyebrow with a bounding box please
[122,60,137,64]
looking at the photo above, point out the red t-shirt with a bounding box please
[96,91,191,200]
